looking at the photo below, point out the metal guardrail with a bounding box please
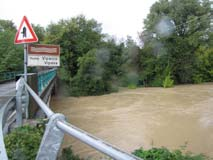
[23,78,142,160]
[0,73,142,160]
[0,78,29,160]
[38,68,57,95]
[0,97,16,160]
[0,71,23,83]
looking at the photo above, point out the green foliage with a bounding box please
[151,75,164,87]
[45,15,103,77]
[121,72,139,87]
[0,19,23,72]
[128,84,137,89]
[4,125,44,160]
[138,46,171,87]
[59,146,112,160]
[69,49,111,96]
[59,146,83,160]
[101,38,124,79]
[44,15,126,96]
[162,65,174,88]
[138,45,156,86]
[0,19,16,31]
[193,74,203,84]
[121,36,140,87]
[32,24,46,43]
[193,46,213,83]
[163,72,174,88]
[139,0,212,86]
[133,147,208,160]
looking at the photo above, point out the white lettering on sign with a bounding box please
[28,55,60,67]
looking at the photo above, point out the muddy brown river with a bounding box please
[51,83,213,159]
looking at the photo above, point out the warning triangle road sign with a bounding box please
[14,16,38,44]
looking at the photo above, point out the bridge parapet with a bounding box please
[14,69,57,118]
[38,68,57,95]
[0,71,23,83]
[0,97,16,159]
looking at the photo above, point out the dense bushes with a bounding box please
[69,49,114,96]
[59,146,210,160]
[4,125,44,160]
[133,147,209,160]
[59,146,83,160]
[163,73,174,88]
[193,47,213,83]
[4,125,82,160]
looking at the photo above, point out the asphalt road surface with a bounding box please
[0,81,16,107]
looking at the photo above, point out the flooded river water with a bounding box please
[51,83,213,159]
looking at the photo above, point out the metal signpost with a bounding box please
[14,16,38,82]
[24,44,28,81]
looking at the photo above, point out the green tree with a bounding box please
[69,36,126,96]
[32,24,46,43]
[193,46,213,83]
[139,0,211,85]
[121,36,140,87]
[45,15,103,78]
[101,37,124,81]
[69,49,110,96]
[45,16,128,96]
[0,19,23,72]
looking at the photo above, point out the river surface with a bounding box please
[51,83,213,159]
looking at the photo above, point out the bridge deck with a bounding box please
[0,81,15,107]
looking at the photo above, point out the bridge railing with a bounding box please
[22,78,142,160]
[0,71,23,83]
[38,68,57,95]
[0,97,16,160]
[0,75,142,160]
[0,78,141,160]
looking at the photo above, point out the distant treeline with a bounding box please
[0,0,213,96]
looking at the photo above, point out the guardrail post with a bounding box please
[16,78,29,127]
[36,113,65,160]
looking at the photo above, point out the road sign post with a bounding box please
[14,16,38,82]
[14,16,38,119]
[24,44,28,82]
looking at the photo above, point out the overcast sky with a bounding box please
[0,0,157,42]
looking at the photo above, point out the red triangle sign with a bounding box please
[14,16,38,44]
